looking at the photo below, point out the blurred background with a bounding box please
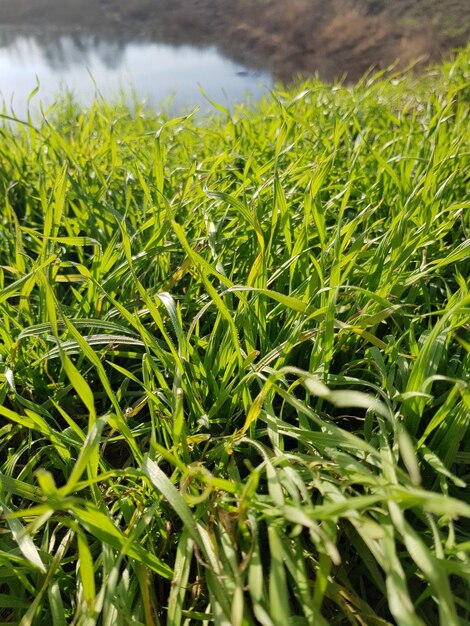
[1,0,469,114]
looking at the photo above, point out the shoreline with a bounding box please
[1,0,469,82]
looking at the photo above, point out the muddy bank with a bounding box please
[1,0,469,82]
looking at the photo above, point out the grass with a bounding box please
[0,46,469,626]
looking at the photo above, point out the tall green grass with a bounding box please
[0,48,469,625]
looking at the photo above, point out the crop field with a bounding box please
[0,48,469,625]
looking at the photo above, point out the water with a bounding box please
[0,28,273,117]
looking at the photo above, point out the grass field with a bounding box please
[0,47,469,626]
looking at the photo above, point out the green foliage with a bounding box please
[0,47,469,625]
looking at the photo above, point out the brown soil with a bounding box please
[0,0,469,82]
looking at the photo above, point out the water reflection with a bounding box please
[0,27,273,116]
[0,28,127,70]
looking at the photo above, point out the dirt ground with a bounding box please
[1,0,469,82]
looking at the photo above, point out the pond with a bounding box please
[0,28,273,118]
